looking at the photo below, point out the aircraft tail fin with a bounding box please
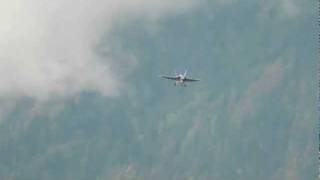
[184,70,188,77]
[174,70,177,76]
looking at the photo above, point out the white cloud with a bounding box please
[258,0,301,20]
[0,0,201,102]
[281,0,299,17]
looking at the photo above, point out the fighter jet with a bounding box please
[160,70,200,86]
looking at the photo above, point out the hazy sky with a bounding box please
[0,0,316,179]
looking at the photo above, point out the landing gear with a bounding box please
[173,82,187,86]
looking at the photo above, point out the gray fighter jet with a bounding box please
[160,70,200,86]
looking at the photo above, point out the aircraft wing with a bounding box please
[160,75,178,80]
[184,78,200,82]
